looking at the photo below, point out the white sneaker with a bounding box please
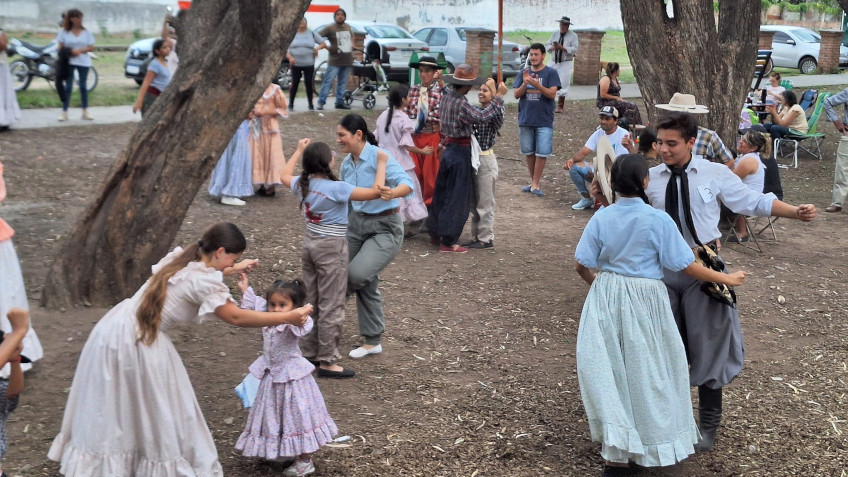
[221,196,246,206]
[58,111,68,122]
[283,459,315,477]
[349,344,382,359]
[571,197,594,210]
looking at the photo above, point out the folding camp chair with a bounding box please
[726,215,763,253]
[774,92,831,168]
[779,79,793,91]
[798,89,818,118]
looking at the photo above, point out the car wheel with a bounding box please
[275,64,291,90]
[763,57,773,76]
[799,56,817,74]
[10,60,32,91]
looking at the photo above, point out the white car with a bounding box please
[413,26,522,78]
[313,21,429,83]
[761,25,848,74]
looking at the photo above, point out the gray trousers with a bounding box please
[347,212,403,345]
[299,232,348,364]
[831,135,848,206]
[663,268,745,389]
[470,152,498,243]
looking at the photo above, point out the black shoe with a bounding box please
[316,104,324,111]
[460,238,478,247]
[601,464,639,476]
[335,103,351,110]
[255,186,276,198]
[308,104,315,111]
[467,240,493,249]
[317,367,355,379]
[287,105,294,112]
[726,235,749,243]
[305,358,320,367]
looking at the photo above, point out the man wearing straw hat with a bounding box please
[656,93,734,166]
[405,56,445,209]
[545,16,578,114]
[427,65,506,253]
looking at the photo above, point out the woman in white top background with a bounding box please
[0,29,21,130]
[56,9,94,121]
[727,130,767,243]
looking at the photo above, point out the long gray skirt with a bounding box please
[577,271,698,467]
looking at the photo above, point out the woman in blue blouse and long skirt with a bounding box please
[336,114,413,360]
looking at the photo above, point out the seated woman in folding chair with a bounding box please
[763,90,808,141]
[727,130,767,243]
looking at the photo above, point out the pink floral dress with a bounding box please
[235,287,338,458]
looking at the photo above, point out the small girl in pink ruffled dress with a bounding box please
[235,275,337,477]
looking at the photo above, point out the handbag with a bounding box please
[691,242,736,307]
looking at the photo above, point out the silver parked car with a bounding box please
[412,26,522,78]
[761,25,848,74]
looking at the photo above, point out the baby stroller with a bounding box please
[343,49,389,110]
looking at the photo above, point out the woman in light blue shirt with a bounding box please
[56,9,94,121]
[337,114,412,360]
[574,154,745,475]
[133,39,173,117]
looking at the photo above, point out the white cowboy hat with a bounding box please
[594,134,618,205]
[655,93,710,114]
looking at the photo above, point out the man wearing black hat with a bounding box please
[428,65,506,253]
[545,16,578,113]
[405,56,445,208]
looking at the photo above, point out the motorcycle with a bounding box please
[6,37,99,93]
[518,34,534,69]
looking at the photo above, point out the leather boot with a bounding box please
[694,385,723,452]
[556,96,565,113]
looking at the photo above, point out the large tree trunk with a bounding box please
[42,0,310,308]
[620,0,760,149]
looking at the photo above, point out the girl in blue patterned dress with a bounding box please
[574,154,746,476]
[236,276,338,477]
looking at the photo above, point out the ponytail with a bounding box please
[136,222,246,345]
[385,84,410,133]
[299,142,337,209]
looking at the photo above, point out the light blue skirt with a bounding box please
[208,121,254,198]
[576,271,698,467]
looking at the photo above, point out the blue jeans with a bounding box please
[63,65,89,111]
[318,64,352,106]
[518,126,553,157]
[569,162,594,196]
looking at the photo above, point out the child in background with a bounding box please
[208,120,254,206]
[236,276,337,477]
[279,138,387,378]
[0,162,43,378]
[0,308,27,477]
[463,80,506,249]
[574,154,746,476]
[251,83,289,197]
[374,84,429,238]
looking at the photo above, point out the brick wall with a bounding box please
[464,29,496,82]
[573,30,605,86]
[818,30,843,73]
[758,30,775,51]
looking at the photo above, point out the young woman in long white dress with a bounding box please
[48,222,312,476]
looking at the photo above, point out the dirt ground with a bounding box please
[0,98,846,476]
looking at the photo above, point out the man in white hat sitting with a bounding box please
[545,16,578,114]
[656,93,734,166]
[563,106,635,210]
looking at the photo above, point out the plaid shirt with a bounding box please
[473,101,505,151]
[439,86,505,140]
[404,82,442,124]
[693,127,734,164]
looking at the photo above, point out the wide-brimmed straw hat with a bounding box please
[443,64,486,85]
[655,93,710,114]
[410,55,440,70]
[594,135,618,205]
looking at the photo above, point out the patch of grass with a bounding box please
[15,85,139,109]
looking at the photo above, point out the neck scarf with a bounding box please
[414,84,429,134]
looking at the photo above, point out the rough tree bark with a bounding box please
[620,0,760,149]
[42,0,310,308]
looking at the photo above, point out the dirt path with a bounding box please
[0,99,846,476]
